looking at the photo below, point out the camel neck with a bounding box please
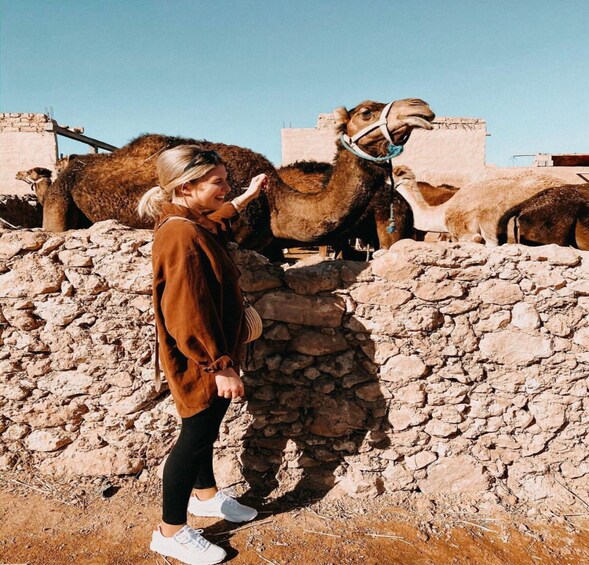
[395,179,452,233]
[269,148,387,243]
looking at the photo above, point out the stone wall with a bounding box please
[0,113,57,196]
[1,222,588,513]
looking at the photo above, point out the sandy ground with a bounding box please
[1,471,589,565]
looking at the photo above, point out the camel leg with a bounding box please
[574,219,589,250]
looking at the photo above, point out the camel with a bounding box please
[278,161,457,254]
[497,184,589,249]
[392,165,568,246]
[15,167,53,205]
[41,98,435,255]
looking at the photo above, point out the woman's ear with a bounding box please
[177,182,192,197]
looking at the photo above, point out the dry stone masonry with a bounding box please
[1,222,588,514]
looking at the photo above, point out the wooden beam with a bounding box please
[53,124,118,152]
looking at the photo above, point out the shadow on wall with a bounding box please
[234,256,396,508]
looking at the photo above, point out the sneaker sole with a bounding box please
[188,508,258,523]
[149,543,226,565]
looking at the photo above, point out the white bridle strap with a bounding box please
[347,101,395,146]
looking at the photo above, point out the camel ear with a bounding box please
[332,106,349,125]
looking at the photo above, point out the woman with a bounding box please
[138,145,267,564]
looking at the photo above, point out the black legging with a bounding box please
[162,396,231,525]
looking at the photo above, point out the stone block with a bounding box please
[479,330,553,365]
[418,455,490,494]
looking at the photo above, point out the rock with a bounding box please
[0,255,64,297]
[0,383,31,400]
[479,330,553,365]
[0,453,17,470]
[364,341,399,365]
[561,460,589,479]
[34,297,82,326]
[476,280,523,305]
[93,251,151,294]
[527,245,580,266]
[355,383,383,401]
[3,423,30,440]
[573,327,589,349]
[308,396,367,437]
[39,446,143,476]
[370,252,423,282]
[405,450,437,470]
[381,355,428,385]
[350,282,412,307]
[25,429,73,452]
[290,330,348,356]
[64,269,108,294]
[528,393,567,431]
[255,291,345,327]
[0,231,49,260]
[279,354,314,374]
[394,382,426,407]
[418,456,490,494]
[37,370,95,397]
[424,420,458,438]
[382,462,414,490]
[414,281,464,301]
[284,261,341,294]
[58,249,93,268]
[511,303,540,331]
[388,406,428,431]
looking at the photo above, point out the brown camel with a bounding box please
[42,99,434,254]
[497,184,589,249]
[15,167,53,205]
[278,161,457,253]
[392,165,568,245]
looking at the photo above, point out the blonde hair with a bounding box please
[137,145,223,219]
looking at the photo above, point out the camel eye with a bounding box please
[360,109,372,118]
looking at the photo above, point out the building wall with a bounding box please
[0,114,57,196]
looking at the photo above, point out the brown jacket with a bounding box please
[152,202,245,418]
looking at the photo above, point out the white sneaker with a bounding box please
[188,491,258,523]
[150,524,226,565]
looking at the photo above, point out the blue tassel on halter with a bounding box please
[386,203,396,233]
[387,144,404,159]
[340,135,404,163]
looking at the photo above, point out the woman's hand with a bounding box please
[215,367,245,400]
[232,173,268,211]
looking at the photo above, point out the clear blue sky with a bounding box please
[1,0,587,166]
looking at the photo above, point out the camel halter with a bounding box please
[20,175,41,194]
[340,102,405,163]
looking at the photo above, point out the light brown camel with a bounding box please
[15,167,52,205]
[497,184,589,249]
[42,99,434,256]
[393,165,567,246]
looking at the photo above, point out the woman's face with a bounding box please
[181,164,230,212]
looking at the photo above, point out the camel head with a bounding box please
[15,167,52,204]
[334,98,434,161]
[392,164,417,187]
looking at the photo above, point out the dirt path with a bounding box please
[1,477,588,565]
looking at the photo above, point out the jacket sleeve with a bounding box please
[159,238,234,373]
[207,201,239,222]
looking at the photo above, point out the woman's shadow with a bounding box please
[237,260,391,516]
